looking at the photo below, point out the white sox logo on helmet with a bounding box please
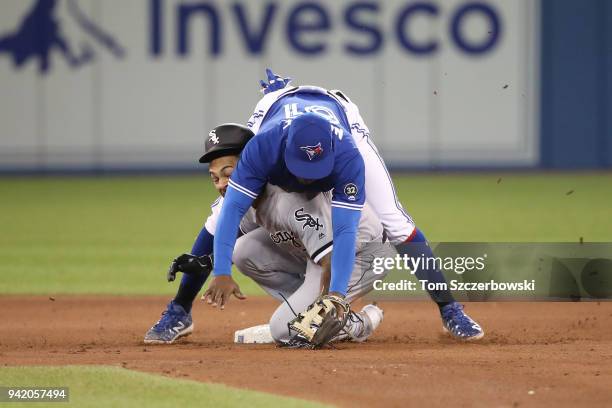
[209,130,220,145]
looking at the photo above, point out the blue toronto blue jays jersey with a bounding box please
[230,92,365,208]
[213,91,366,296]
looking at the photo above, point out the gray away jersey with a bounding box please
[243,184,384,264]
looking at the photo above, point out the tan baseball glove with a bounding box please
[287,294,350,349]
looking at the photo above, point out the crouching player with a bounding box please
[144,122,393,345]
[220,183,395,345]
[240,69,484,341]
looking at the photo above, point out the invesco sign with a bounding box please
[149,0,502,58]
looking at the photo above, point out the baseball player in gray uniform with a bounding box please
[145,123,391,345]
[230,184,395,344]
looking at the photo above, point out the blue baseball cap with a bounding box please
[284,112,334,179]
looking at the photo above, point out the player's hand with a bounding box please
[202,275,246,309]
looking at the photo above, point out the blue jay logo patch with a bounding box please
[299,142,323,161]
[344,183,358,201]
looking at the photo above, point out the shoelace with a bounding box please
[337,311,365,339]
[443,304,475,331]
[348,310,364,325]
[154,308,183,331]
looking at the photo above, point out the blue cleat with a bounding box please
[144,301,193,344]
[440,302,484,341]
[259,68,292,95]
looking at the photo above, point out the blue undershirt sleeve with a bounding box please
[212,187,254,276]
[329,206,362,295]
[190,226,214,256]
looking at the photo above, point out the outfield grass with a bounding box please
[0,366,328,408]
[1,173,611,295]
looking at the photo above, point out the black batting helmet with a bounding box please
[199,123,254,163]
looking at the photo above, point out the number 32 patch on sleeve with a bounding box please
[344,183,358,201]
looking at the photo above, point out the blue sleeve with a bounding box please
[191,226,214,256]
[212,186,254,276]
[329,206,362,295]
[212,134,275,276]
[227,131,275,199]
[331,151,365,210]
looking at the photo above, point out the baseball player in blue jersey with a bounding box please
[144,122,387,345]
[205,69,484,341]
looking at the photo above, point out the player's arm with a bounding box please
[191,196,223,255]
[204,137,272,308]
[285,193,334,294]
[202,189,254,309]
[329,153,366,297]
[285,188,362,348]
[211,188,254,276]
[191,226,214,255]
[319,253,332,294]
[329,207,361,297]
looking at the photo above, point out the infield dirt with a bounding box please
[1,296,611,407]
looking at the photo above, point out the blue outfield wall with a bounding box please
[540,0,612,169]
